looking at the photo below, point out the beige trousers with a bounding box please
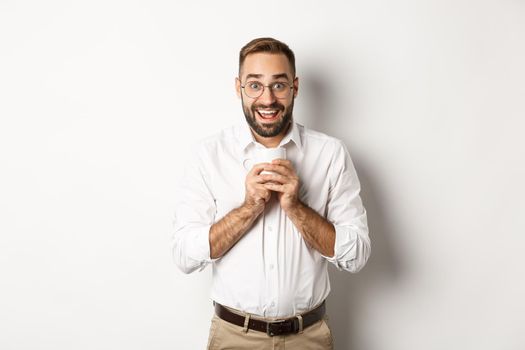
[206,313,334,350]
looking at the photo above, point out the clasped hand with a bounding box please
[244,159,301,213]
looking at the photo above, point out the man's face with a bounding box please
[236,53,299,138]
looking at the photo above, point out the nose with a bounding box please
[257,85,277,105]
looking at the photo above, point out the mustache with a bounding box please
[251,102,285,111]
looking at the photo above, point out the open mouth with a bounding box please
[256,108,281,122]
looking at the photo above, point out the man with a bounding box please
[172,37,370,350]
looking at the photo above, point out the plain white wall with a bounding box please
[1,0,524,349]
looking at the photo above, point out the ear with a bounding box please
[235,77,241,98]
[293,76,299,98]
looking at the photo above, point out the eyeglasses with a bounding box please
[240,80,294,99]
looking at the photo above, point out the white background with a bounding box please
[1,1,524,349]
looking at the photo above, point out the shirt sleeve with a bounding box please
[322,140,371,272]
[171,146,218,274]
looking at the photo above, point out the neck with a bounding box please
[251,121,292,148]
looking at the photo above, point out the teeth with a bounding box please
[258,109,278,115]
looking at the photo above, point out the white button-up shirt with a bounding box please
[172,121,370,318]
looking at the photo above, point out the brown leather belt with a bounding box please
[214,301,326,337]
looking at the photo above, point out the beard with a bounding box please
[242,99,294,138]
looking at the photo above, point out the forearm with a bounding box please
[209,203,262,259]
[285,201,336,257]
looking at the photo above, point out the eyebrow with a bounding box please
[271,73,289,80]
[244,73,291,81]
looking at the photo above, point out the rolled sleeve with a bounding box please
[323,141,371,272]
[323,217,371,273]
[172,223,214,274]
[171,146,218,274]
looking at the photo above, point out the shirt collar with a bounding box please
[238,120,303,153]
[238,121,256,151]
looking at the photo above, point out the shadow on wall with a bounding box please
[299,70,405,349]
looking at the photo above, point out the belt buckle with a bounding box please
[266,319,294,337]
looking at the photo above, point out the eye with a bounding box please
[247,81,262,90]
[272,82,286,91]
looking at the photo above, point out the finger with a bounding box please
[263,164,293,177]
[248,162,270,176]
[254,183,272,194]
[262,189,272,202]
[259,173,288,184]
[264,182,286,192]
[252,174,276,184]
[271,159,293,168]
[253,186,272,202]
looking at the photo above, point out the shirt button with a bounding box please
[268,226,273,232]
[269,264,274,270]
[270,302,275,307]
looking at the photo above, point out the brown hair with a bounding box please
[239,37,296,78]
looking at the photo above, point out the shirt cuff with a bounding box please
[321,224,358,271]
[188,224,218,271]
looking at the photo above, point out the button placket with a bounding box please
[263,198,279,315]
